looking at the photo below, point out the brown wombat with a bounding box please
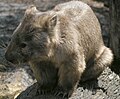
[5,1,113,98]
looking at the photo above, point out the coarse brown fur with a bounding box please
[5,1,113,98]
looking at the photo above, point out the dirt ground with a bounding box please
[0,0,119,99]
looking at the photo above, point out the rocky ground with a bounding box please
[16,67,120,99]
[0,0,119,99]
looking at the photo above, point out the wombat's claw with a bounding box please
[54,91,68,98]
[38,90,48,95]
[54,91,62,96]
[42,90,45,94]
[62,92,68,98]
[38,90,44,94]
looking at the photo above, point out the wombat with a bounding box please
[5,1,113,98]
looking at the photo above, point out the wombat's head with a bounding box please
[5,6,57,64]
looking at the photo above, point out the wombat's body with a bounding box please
[5,1,113,98]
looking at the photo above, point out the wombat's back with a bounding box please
[54,1,104,61]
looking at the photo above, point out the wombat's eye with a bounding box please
[20,42,27,48]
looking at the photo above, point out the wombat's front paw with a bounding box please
[37,87,54,95]
[54,86,73,98]
[38,89,49,95]
[54,91,68,98]
[36,83,55,95]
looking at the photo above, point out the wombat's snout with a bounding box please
[5,52,17,64]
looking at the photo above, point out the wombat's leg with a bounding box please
[30,61,58,94]
[56,54,85,98]
[81,47,113,82]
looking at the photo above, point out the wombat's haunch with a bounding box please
[5,1,113,98]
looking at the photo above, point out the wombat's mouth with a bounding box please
[6,58,19,65]
[5,56,29,65]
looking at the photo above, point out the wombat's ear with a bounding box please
[25,5,39,16]
[48,15,57,29]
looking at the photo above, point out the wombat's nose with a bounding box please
[5,52,15,63]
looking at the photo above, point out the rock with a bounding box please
[0,68,35,99]
[16,67,120,99]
